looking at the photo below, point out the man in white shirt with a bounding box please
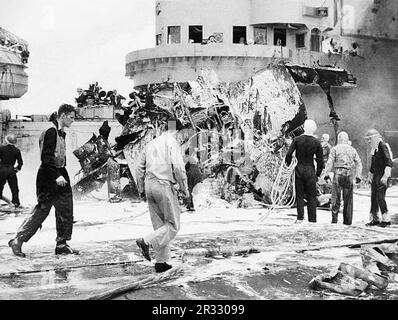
[135,118,189,273]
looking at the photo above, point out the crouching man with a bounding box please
[9,104,78,257]
[135,118,189,273]
[324,132,362,225]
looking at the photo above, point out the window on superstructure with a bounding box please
[233,26,247,44]
[189,26,203,43]
[273,28,286,46]
[168,26,181,44]
[156,34,162,46]
[310,28,321,52]
[296,33,305,48]
[253,26,267,45]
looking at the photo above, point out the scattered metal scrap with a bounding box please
[309,242,398,296]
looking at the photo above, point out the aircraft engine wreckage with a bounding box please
[72,62,356,207]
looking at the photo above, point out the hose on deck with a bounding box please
[259,157,297,221]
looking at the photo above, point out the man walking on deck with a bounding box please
[135,118,189,273]
[8,104,78,257]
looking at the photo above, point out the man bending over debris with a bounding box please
[136,118,189,273]
[324,131,362,225]
[364,129,393,228]
[285,119,324,223]
[9,104,78,257]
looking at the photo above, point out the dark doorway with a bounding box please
[274,28,286,46]
[233,26,247,44]
[156,34,162,46]
[189,25,203,43]
[311,28,321,52]
[296,33,305,48]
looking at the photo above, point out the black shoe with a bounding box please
[366,220,380,227]
[136,238,151,261]
[109,196,122,203]
[379,221,391,228]
[55,244,79,255]
[155,262,172,273]
[8,238,26,258]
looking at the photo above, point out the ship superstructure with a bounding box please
[126,0,351,87]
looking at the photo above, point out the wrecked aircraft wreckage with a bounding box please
[72,62,356,207]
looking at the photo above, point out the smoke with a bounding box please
[303,40,398,173]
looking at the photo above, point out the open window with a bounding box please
[168,26,181,44]
[310,28,321,52]
[189,25,203,43]
[273,28,286,46]
[296,33,305,48]
[233,26,247,44]
[156,34,162,46]
[253,26,267,45]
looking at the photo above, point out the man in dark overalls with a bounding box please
[285,119,324,223]
[183,149,203,211]
[364,129,393,228]
[8,104,78,257]
[0,134,23,208]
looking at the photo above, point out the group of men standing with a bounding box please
[286,119,393,227]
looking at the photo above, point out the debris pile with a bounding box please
[72,62,356,207]
[72,121,138,202]
[122,63,306,207]
[72,127,112,197]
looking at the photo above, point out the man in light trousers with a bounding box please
[324,132,362,225]
[135,118,189,273]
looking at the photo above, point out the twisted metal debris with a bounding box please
[73,62,356,207]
